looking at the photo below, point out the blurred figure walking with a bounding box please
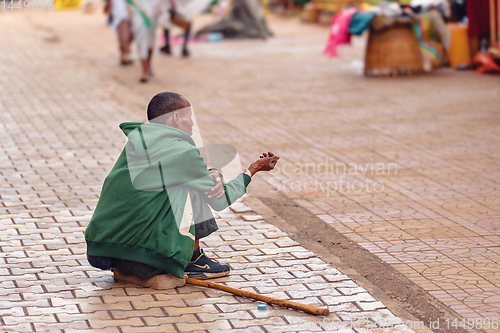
[105,0,134,65]
[158,0,211,58]
[196,0,273,39]
[126,0,164,83]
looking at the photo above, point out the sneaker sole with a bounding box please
[185,270,230,280]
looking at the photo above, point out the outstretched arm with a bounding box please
[204,152,280,211]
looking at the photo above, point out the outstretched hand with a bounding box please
[204,151,279,199]
[248,152,280,176]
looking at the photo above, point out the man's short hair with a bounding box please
[147,92,190,123]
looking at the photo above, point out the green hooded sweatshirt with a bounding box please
[85,122,251,278]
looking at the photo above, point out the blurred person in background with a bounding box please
[105,0,134,65]
[196,0,273,39]
[158,0,212,58]
[126,0,164,83]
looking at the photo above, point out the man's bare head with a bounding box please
[147,92,190,124]
[147,92,194,136]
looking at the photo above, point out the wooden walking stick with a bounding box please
[186,278,330,316]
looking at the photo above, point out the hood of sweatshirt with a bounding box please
[119,122,203,191]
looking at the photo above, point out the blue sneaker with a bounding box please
[184,249,230,280]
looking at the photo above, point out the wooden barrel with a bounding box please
[364,21,424,77]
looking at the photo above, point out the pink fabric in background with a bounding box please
[323,8,358,57]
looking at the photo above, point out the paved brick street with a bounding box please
[0,11,423,333]
[1,5,499,332]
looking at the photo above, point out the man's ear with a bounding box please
[173,112,179,125]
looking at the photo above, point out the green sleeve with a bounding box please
[168,146,251,211]
[206,173,251,212]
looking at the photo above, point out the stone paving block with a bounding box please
[80,300,133,312]
[217,249,266,258]
[210,327,268,333]
[242,215,264,221]
[120,323,177,332]
[143,314,198,326]
[0,307,25,318]
[222,280,277,290]
[66,327,120,333]
[176,319,233,331]
[183,295,240,307]
[129,299,185,310]
[57,311,112,323]
[198,310,254,322]
[26,304,80,316]
[102,293,152,304]
[321,293,377,305]
[355,301,387,311]
[336,286,368,296]
[229,317,288,329]
[242,271,296,281]
[88,317,145,329]
[286,288,341,300]
[3,313,58,325]
[110,307,165,319]
[34,320,89,331]
[229,202,253,213]
[274,275,328,287]
[164,304,219,316]
[260,246,310,256]
[0,322,34,332]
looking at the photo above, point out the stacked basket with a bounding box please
[364,19,424,77]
